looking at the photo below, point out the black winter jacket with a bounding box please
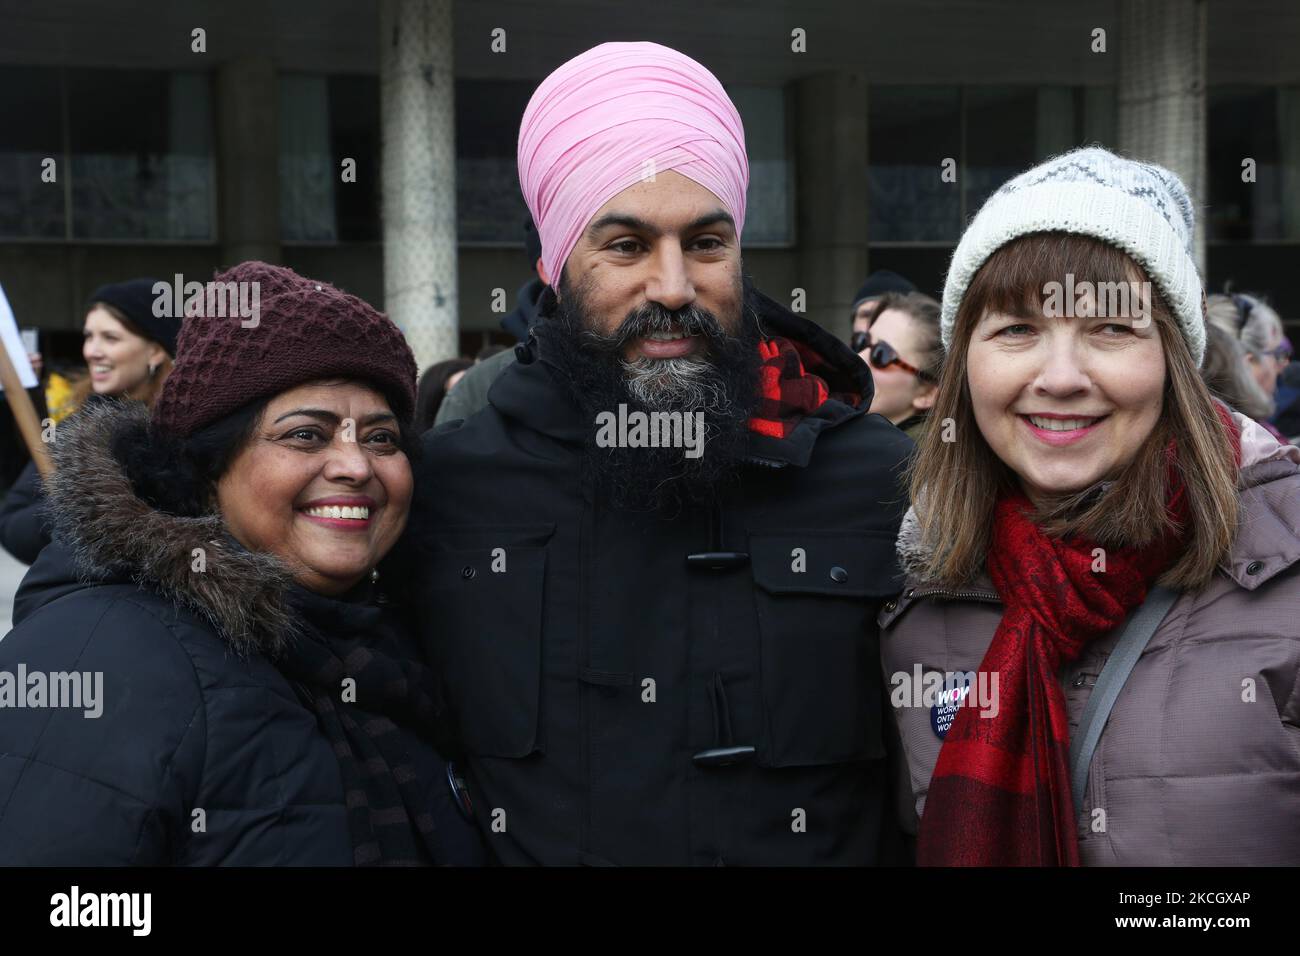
[0,394,116,565]
[409,285,914,865]
[0,401,485,866]
[0,460,48,564]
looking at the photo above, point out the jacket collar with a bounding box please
[896,410,1300,592]
[491,281,872,469]
[37,399,302,657]
[1221,412,1300,589]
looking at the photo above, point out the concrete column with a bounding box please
[215,57,281,266]
[794,72,868,342]
[1118,0,1208,270]
[380,0,458,374]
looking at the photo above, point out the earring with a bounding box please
[147,362,158,378]
[370,567,380,584]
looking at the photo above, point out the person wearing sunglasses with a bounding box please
[849,269,918,339]
[853,291,942,441]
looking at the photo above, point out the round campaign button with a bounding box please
[930,678,972,740]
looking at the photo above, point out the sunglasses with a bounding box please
[852,331,933,381]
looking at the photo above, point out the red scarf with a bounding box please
[917,404,1241,866]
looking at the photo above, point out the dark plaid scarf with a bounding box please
[917,404,1241,866]
[750,336,860,439]
[277,585,449,866]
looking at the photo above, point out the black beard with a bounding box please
[534,277,761,513]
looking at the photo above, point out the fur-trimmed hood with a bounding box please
[896,409,1300,587]
[30,399,299,657]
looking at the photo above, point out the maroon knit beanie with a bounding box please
[153,262,418,438]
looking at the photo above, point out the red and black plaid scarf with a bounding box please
[749,336,859,438]
[917,404,1241,866]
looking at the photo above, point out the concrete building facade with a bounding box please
[1,0,1297,370]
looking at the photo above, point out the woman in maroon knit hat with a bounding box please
[0,262,485,866]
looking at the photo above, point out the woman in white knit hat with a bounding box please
[879,146,1300,866]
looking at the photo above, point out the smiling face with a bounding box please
[216,380,412,595]
[534,169,760,510]
[555,169,744,362]
[966,299,1167,506]
[83,306,167,399]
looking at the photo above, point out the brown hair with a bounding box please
[907,233,1239,591]
[1201,323,1273,420]
[75,302,174,410]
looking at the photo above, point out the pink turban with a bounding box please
[517,41,749,288]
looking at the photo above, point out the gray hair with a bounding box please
[1206,292,1284,360]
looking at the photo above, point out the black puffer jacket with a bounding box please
[411,284,915,865]
[0,460,48,564]
[0,393,113,565]
[0,401,485,866]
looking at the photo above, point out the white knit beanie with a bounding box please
[940,146,1206,366]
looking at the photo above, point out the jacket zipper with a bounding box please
[907,585,1002,603]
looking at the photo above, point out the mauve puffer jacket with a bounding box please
[880,412,1300,865]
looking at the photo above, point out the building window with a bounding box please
[68,69,215,241]
[964,86,1045,220]
[0,66,65,239]
[869,84,1117,243]
[1207,86,1291,242]
[280,76,536,245]
[868,86,962,242]
[729,85,793,246]
[280,74,382,243]
[0,67,215,241]
[455,79,534,245]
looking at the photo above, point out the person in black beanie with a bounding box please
[849,269,917,343]
[0,278,180,564]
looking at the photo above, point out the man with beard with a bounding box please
[408,41,914,865]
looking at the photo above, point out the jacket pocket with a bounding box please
[748,529,898,768]
[420,525,553,758]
